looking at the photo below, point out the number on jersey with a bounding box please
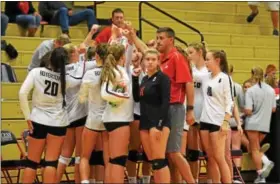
[194,82,201,88]
[44,80,59,96]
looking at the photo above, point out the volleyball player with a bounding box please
[132,49,171,183]
[56,42,98,183]
[77,43,109,184]
[130,27,195,183]
[199,50,233,183]
[100,25,134,182]
[127,46,151,184]
[244,67,276,183]
[19,48,68,183]
[186,42,208,182]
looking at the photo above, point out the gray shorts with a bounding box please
[166,103,185,153]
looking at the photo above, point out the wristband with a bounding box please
[187,105,194,111]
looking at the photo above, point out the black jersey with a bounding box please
[132,71,170,130]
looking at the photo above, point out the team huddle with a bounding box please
[18,15,277,184]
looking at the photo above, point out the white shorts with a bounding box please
[183,121,189,131]
[248,2,279,11]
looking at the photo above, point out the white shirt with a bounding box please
[200,72,234,126]
[192,66,209,122]
[79,67,106,130]
[65,60,96,123]
[19,67,68,127]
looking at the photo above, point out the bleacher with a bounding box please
[1,1,279,183]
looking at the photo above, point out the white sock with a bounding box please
[207,179,213,184]
[195,179,199,183]
[81,180,90,184]
[262,155,270,165]
[257,169,262,175]
[128,176,137,184]
[89,179,96,183]
[142,175,151,184]
[95,181,103,184]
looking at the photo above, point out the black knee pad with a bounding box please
[25,158,40,170]
[109,155,127,167]
[142,151,151,163]
[43,160,58,168]
[90,151,104,166]
[187,149,200,162]
[152,158,168,170]
[128,150,138,162]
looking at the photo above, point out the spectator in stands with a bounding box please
[38,2,97,36]
[1,13,9,36]
[95,8,125,44]
[265,64,277,79]
[4,1,41,37]
[246,2,279,36]
[28,34,70,72]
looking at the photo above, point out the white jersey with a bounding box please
[19,67,68,127]
[79,67,106,131]
[65,60,96,124]
[229,82,244,127]
[101,42,134,123]
[192,66,209,123]
[130,65,145,116]
[200,72,234,126]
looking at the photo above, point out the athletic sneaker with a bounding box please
[273,29,279,36]
[254,175,266,183]
[233,179,243,183]
[261,161,275,178]
[260,143,270,153]
[247,11,259,23]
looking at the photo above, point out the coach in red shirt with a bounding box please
[156,27,195,183]
[94,8,124,44]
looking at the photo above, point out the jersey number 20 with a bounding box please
[44,80,58,96]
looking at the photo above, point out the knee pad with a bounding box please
[75,156,81,164]
[152,158,168,170]
[89,151,104,166]
[58,155,72,166]
[43,160,58,168]
[142,151,151,163]
[109,155,127,167]
[128,150,138,162]
[25,158,40,170]
[187,149,200,162]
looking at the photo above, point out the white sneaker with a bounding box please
[254,175,266,183]
[261,161,275,178]
[233,180,243,183]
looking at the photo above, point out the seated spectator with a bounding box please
[246,2,279,36]
[4,1,41,37]
[1,13,9,36]
[265,64,277,79]
[28,34,70,71]
[38,2,97,36]
[94,8,125,44]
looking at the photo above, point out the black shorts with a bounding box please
[103,122,130,132]
[200,122,220,133]
[67,116,87,128]
[133,114,140,121]
[30,121,67,139]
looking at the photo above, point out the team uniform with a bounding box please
[79,66,106,131]
[132,71,171,130]
[192,66,209,125]
[200,72,234,132]
[130,65,145,121]
[244,82,276,133]
[101,40,134,132]
[65,60,96,127]
[19,67,69,138]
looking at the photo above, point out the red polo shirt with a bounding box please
[95,26,112,44]
[160,47,193,104]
